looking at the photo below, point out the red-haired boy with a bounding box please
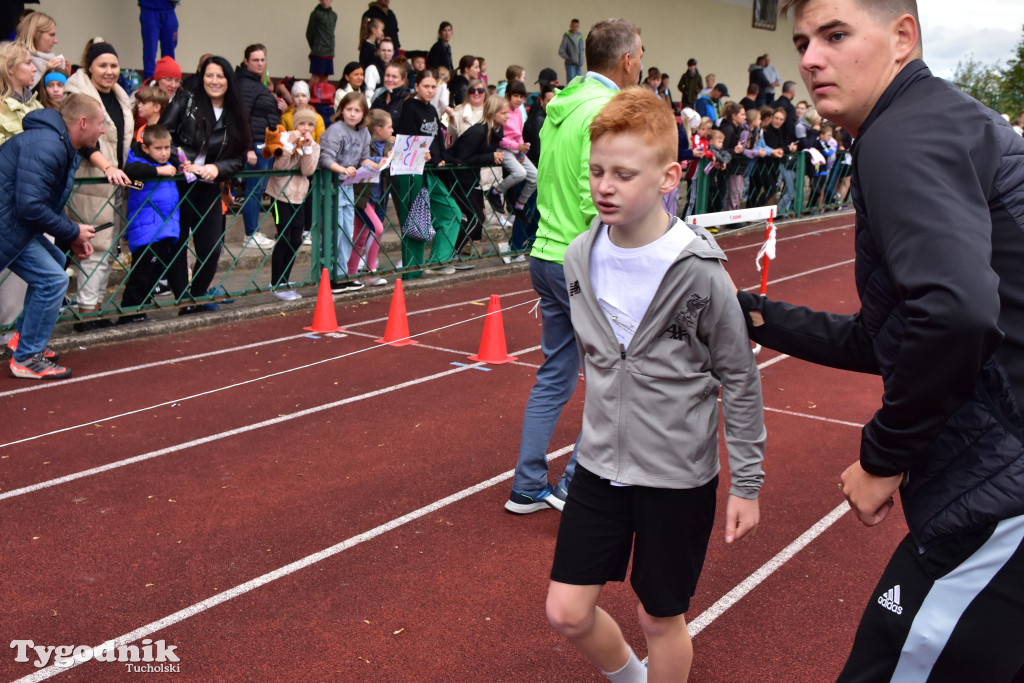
[545,88,766,682]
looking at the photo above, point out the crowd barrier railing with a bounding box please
[0,151,854,333]
[0,163,532,331]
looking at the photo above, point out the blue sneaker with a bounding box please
[504,483,559,514]
[548,483,569,512]
[207,287,234,304]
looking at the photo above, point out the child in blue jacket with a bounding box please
[119,124,180,323]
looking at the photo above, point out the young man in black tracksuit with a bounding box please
[744,1,1024,680]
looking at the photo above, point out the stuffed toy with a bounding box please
[262,126,286,159]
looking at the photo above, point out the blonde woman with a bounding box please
[0,41,42,144]
[15,12,67,88]
[0,41,45,335]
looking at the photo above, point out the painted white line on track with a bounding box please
[11,445,575,682]
[0,287,539,400]
[343,329,543,370]
[0,344,542,501]
[756,354,790,370]
[689,502,850,638]
[0,333,309,399]
[764,406,864,428]
[0,299,542,450]
[724,222,854,252]
[742,258,856,292]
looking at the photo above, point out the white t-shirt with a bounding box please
[590,217,697,349]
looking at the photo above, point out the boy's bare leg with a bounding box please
[547,581,631,673]
[637,603,692,682]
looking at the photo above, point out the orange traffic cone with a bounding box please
[304,268,346,332]
[375,279,419,346]
[469,294,518,364]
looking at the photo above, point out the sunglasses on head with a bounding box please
[468,87,486,94]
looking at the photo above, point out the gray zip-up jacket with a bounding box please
[558,31,584,67]
[564,220,766,497]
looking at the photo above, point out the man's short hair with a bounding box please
[142,124,171,147]
[135,83,170,110]
[60,92,102,129]
[687,58,697,67]
[590,88,676,166]
[782,80,797,95]
[585,18,641,74]
[780,0,919,26]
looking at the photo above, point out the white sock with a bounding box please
[603,647,647,683]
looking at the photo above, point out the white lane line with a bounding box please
[690,502,851,637]
[0,299,542,451]
[0,333,309,399]
[725,223,854,252]
[342,287,537,328]
[0,345,542,501]
[742,259,856,292]
[757,354,790,370]
[765,406,864,428]
[0,287,539,400]
[12,445,575,683]
[343,329,543,370]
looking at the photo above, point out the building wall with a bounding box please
[36,0,807,103]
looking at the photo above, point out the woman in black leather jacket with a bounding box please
[159,55,249,313]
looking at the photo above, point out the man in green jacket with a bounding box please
[505,18,644,514]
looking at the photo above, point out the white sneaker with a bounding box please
[301,232,312,246]
[510,255,526,263]
[273,290,302,301]
[245,232,275,249]
[367,276,387,286]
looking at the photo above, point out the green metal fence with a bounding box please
[0,162,531,331]
[0,149,854,332]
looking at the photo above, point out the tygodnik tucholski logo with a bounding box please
[10,639,180,672]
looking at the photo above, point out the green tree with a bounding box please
[999,24,1024,118]
[953,56,1002,111]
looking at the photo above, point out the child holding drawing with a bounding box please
[392,69,461,277]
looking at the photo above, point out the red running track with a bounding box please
[0,215,907,682]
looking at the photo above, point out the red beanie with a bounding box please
[153,56,182,81]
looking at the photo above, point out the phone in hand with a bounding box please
[93,222,115,232]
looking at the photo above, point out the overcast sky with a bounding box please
[917,1,1023,79]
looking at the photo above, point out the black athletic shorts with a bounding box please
[550,465,718,618]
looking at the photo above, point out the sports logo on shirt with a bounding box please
[659,293,710,344]
[568,280,581,296]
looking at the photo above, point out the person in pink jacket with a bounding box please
[485,80,536,220]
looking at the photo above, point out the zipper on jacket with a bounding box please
[619,343,626,360]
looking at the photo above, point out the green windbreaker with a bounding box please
[532,75,616,264]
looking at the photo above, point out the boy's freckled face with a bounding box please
[589,132,668,230]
